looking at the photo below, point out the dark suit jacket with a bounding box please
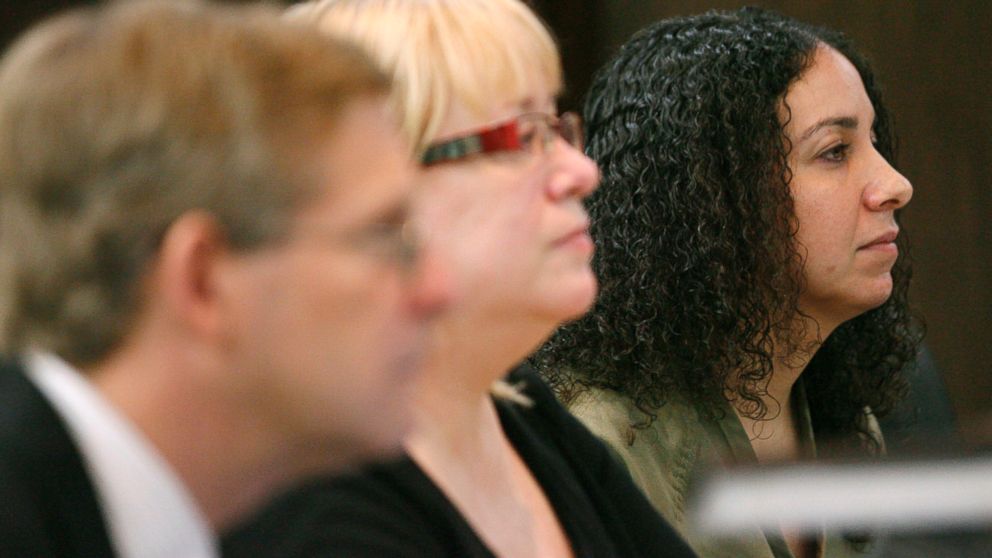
[0,357,117,557]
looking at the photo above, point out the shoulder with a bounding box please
[567,385,712,527]
[503,364,641,471]
[0,460,47,555]
[499,366,699,558]
[223,458,477,557]
[0,357,38,438]
[497,365,606,473]
[0,356,63,503]
[505,363,556,406]
[567,384,705,466]
[0,356,116,557]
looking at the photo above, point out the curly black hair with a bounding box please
[535,7,920,451]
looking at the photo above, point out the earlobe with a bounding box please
[153,211,231,339]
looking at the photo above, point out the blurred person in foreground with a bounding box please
[536,8,919,558]
[0,1,449,556]
[223,0,696,556]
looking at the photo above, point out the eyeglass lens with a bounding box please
[520,113,583,154]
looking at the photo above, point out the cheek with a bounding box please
[277,254,395,345]
[415,186,483,260]
[796,215,844,276]
[794,207,863,285]
[417,176,547,282]
[791,180,860,260]
[313,267,396,334]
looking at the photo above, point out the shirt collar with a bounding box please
[25,351,218,558]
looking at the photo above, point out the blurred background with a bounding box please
[4,0,990,447]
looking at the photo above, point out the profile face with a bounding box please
[782,46,913,329]
[416,74,601,328]
[223,98,450,465]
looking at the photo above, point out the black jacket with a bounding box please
[0,357,116,557]
[224,364,697,557]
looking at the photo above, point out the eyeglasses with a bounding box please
[295,219,422,274]
[421,112,583,166]
[348,220,421,270]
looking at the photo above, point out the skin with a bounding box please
[406,76,600,558]
[741,45,913,558]
[746,45,915,462]
[784,46,913,338]
[89,98,451,528]
[218,98,452,462]
[415,86,600,360]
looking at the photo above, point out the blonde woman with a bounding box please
[223,1,695,557]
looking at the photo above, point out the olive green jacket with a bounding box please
[567,381,878,558]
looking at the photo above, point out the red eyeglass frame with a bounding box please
[420,112,581,166]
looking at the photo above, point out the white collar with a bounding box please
[25,351,218,558]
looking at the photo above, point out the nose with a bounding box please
[405,240,455,320]
[864,152,913,211]
[546,140,600,201]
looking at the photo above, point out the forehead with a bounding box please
[438,73,559,140]
[781,46,873,134]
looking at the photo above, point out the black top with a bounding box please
[0,357,117,557]
[223,365,696,557]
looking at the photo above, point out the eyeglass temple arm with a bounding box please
[420,120,522,166]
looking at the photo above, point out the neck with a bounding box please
[422,307,551,400]
[403,310,576,558]
[406,308,551,463]
[404,342,513,507]
[766,311,837,405]
[87,343,305,531]
[733,312,835,462]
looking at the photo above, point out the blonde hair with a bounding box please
[287,0,562,153]
[291,0,559,404]
[0,0,389,365]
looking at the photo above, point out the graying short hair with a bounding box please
[0,0,389,365]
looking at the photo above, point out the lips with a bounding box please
[554,220,593,248]
[858,229,899,250]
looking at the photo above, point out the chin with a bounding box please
[548,273,598,323]
[289,427,406,481]
[841,279,894,321]
[338,420,412,467]
[331,386,418,468]
[357,434,408,462]
[807,273,895,328]
[863,273,895,308]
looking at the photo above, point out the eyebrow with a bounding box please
[800,116,859,141]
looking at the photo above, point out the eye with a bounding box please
[353,203,411,249]
[819,143,850,163]
[351,220,413,264]
[516,119,541,152]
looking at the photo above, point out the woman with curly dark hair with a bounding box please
[536,8,920,558]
